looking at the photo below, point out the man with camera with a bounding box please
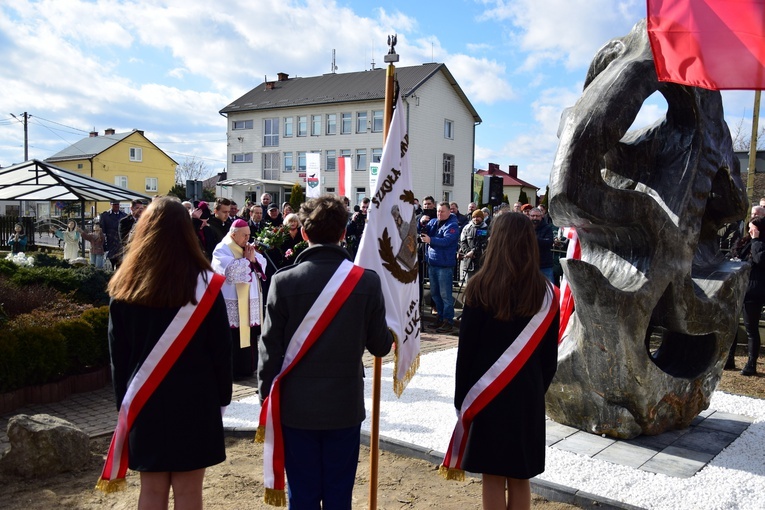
[345,197,370,258]
[459,210,489,283]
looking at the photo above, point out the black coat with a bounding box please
[108,292,232,472]
[455,304,558,478]
[258,244,393,430]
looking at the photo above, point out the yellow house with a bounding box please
[45,128,177,216]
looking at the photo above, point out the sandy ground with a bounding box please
[0,435,578,510]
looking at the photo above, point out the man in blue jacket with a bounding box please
[419,201,460,333]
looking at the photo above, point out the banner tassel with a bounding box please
[438,465,465,481]
[95,477,127,493]
[264,487,287,507]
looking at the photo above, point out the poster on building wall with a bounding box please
[369,163,380,196]
[306,153,321,198]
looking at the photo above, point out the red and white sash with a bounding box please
[558,227,580,342]
[257,259,364,507]
[95,271,225,493]
[440,284,560,480]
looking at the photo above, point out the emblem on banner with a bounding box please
[379,190,419,284]
[307,172,319,189]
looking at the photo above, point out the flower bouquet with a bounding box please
[255,225,287,251]
[285,240,308,260]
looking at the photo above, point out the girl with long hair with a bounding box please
[452,212,559,510]
[103,197,232,509]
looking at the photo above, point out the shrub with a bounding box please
[0,276,62,318]
[0,258,18,277]
[82,306,110,365]
[14,326,68,386]
[0,330,22,392]
[8,300,93,329]
[9,265,110,305]
[56,319,98,374]
[72,266,111,306]
[32,252,71,268]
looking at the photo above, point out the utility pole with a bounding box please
[10,112,29,161]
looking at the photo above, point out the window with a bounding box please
[326,150,336,171]
[233,120,253,130]
[263,118,279,147]
[145,177,158,192]
[298,151,307,172]
[297,116,307,137]
[356,111,367,133]
[77,163,83,169]
[372,110,383,132]
[326,187,335,193]
[284,117,293,137]
[444,119,454,139]
[263,153,280,180]
[129,147,142,162]
[341,113,351,134]
[355,149,367,171]
[443,154,454,185]
[355,188,366,204]
[232,153,253,163]
[115,176,128,188]
[326,114,336,135]
[311,115,321,136]
[284,152,294,172]
[340,149,351,161]
[371,148,382,163]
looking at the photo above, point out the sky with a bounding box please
[0,0,761,192]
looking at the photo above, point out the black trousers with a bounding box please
[742,300,765,361]
[231,325,259,379]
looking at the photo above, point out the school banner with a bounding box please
[355,95,421,396]
[306,153,321,198]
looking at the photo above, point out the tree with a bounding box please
[730,116,765,152]
[175,156,213,184]
[167,183,215,202]
[518,189,529,205]
[289,181,305,211]
[542,186,550,208]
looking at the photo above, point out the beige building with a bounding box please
[218,63,481,207]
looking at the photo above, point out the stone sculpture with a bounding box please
[546,19,750,439]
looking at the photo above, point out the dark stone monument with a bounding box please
[546,19,750,439]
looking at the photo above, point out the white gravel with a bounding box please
[225,348,765,510]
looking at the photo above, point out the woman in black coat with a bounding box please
[454,212,559,510]
[105,197,232,507]
[738,216,765,376]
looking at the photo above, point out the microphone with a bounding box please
[251,240,271,250]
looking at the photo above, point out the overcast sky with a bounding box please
[0,0,760,191]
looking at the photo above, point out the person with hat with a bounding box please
[100,200,127,269]
[459,210,489,283]
[264,203,283,228]
[520,203,533,216]
[212,218,267,380]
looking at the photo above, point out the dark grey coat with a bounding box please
[258,244,393,430]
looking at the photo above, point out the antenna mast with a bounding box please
[331,49,338,73]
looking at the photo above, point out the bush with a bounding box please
[0,258,18,277]
[8,300,93,329]
[56,319,98,374]
[9,265,110,305]
[82,306,110,365]
[0,330,22,392]
[14,326,68,386]
[31,252,71,268]
[0,276,62,318]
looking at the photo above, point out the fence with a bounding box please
[0,217,37,250]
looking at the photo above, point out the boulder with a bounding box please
[0,414,90,477]
[546,19,749,438]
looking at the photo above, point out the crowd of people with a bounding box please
[91,189,562,510]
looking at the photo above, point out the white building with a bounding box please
[218,63,481,208]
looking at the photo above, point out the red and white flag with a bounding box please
[338,156,353,199]
[647,0,765,90]
[355,95,421,396]
[558,228,580,343]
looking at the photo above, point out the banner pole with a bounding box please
[368,36,398,510]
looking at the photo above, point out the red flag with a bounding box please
[647,0,765,90]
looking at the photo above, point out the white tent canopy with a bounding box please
[0,159,151,202]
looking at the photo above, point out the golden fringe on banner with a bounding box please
[95,477,127,493]
[393,351,420,398]
[264,487,287,507]
[254,425,265,443]
[438,465,465,481]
